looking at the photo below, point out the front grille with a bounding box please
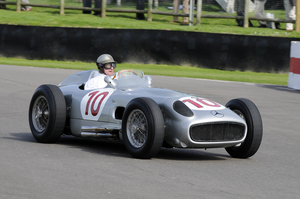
[190,123,245,142]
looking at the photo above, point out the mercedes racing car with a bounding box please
[29,69,263,159]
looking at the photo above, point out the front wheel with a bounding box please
[122,98,165,159]
[225,98,263,158]
[28,84,66,143]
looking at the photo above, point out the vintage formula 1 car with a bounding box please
[29,69,262,159]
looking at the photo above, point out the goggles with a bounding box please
[102,62,116,70]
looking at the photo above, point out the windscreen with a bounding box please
[113,70,150,90]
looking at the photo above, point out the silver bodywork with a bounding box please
[59,70,247,149]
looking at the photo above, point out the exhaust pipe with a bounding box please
[80,126,120,138]
[81,132,115,138]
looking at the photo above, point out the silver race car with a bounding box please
[29,69,262,159]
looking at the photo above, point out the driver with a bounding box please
[85,54,116,90]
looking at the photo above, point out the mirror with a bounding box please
[104,76,116,88]
[144,75,152,86]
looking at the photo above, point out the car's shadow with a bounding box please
[8,132,229,161]
[157,148,229,161]
[257,84,300,94]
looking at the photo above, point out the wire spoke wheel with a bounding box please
[127,109,148,148]
[32,96,50,133]
[122,98,165,159]
[29,84,66,143]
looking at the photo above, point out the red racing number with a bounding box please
[196,98,220,107]
[182,99,203,108]
[182,98,220,108]
[85,91,109,116]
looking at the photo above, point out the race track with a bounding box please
[1,65,300,199]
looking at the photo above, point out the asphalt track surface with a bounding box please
[1,64,300,199]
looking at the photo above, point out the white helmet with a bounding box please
[96,54,116,68]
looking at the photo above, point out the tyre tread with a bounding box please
[225,98,263,158]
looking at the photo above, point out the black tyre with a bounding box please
[29,84,66,143]
[122,98,165,159]
[225,98,263,158]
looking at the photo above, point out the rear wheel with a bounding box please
[225,98,263,158]
[122,98,164,159]
[29,84,66,143]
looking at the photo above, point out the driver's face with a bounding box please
[104,67,114,76]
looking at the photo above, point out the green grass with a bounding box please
[0,1,291,86]
[0,57,288,86]
[0,1,300,38]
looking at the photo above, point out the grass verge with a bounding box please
[0,57,288,86]
[0,2,300,38]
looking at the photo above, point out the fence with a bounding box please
[1,0,300,31]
